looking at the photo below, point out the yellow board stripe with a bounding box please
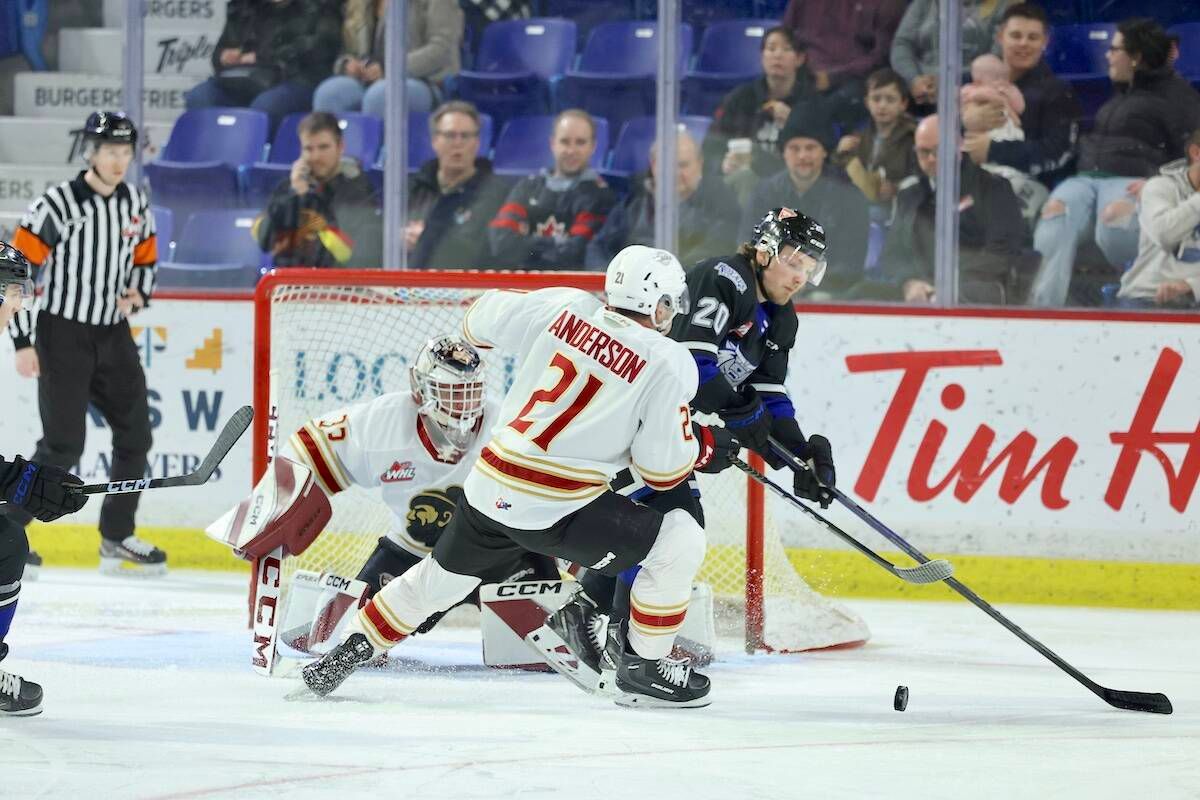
[25,524,1200,610]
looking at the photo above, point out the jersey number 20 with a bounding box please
[507,352,604,451]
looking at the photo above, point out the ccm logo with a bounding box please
[495,581,565,597]
[107,478,152,491]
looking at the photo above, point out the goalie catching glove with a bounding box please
[791,435,836,508]
[692,423,740,474]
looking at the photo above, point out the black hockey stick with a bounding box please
[2,406,254,504]
[766,436,1174,715]
[732,457,953,585]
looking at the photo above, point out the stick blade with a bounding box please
[896,558,954,584]
[192,405,255,484]
[1103,688,1173,714]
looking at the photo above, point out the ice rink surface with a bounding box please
[1,570,1196,800]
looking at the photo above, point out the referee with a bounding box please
[4,111,167,577]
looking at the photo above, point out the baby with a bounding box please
[960,53,1025,143]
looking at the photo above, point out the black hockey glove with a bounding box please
[718,388,773,457]
[1,456,88,522]
[692,423,740,474]
[792,435,836,509]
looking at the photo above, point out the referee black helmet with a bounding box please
[0,240,33,293]
[68,110,138,162]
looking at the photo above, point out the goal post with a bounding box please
[251,268,868,654]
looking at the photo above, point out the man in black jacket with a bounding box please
[741,112,869,296]
[869,115,1034,304]
[406,102,510,269]
[487,109,615,270]
[963,4,1082,190]
[253,112,383,268]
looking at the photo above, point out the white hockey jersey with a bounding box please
[286,392,498,557]
[461,287,700,529]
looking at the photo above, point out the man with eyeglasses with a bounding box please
[406,101,510,269]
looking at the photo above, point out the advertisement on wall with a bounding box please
[0,298,253,528]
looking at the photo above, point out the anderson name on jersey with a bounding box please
[460,286,700,529]
[286,392,499,558]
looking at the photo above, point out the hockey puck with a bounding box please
[894,685,909,711]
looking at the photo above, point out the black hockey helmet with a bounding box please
[752,207,828,286]
[68,111,138,162]
[0,241,34,294]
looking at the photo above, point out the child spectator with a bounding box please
[832,68,918,220]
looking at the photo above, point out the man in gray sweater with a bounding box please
[1116,130,1200,308]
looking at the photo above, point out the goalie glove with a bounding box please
[692,423,740,474]
[792,435,836,509]
[717,387,773,457]
[0,456,87,521]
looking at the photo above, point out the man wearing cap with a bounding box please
[741,110,870,296]
[4,111,166,578]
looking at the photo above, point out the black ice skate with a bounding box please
[526,588,618,695]
[302,633,375,697]
[99,535,167,577]
[24,549,42,581]
[0,643,43,717]
[614,648,711,709]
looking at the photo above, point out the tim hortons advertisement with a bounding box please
[0,298,253,527]
[773,311,1200,563]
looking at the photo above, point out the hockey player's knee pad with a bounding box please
[355,536,423,598]
[645,509,706,579]
[0,518,29,586]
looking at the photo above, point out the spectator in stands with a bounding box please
[861,115,1032,304]
[586,132,741,269]
[781,0,908,131]
[742,111,869,296]
[1116,130,1200,308]
[831,68,918,221]
[1030,18,1200,307]
[313,0,463,118]
[253,112,383,268]
[185,0,342,135]
[406,101,510,269]
[702,27,824,206]
[890,0,1012,112]
[962,4,1080,192]
[487,110,615,270]
[460,0,531,56]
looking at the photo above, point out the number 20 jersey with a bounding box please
[460,287,700,529]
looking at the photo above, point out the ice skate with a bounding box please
[99,535,167,577]
[526,588,618,695]
[614,648,711,709]
[0,644,43,717]
[302,633,375,697]
[24,549,41,581]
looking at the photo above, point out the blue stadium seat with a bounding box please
[1,0,48,70]
[156,209,265,289]
[491,115,609,176]
[239,164,291,208]
[1044,23,1115,77]
[453,18,578,127]
[146,108,269,220]
[604,115,713,178]
[1169,23,1200,80]
[539,0,632,47]
[269,112,384,166]
[150,206,174,263]
[682,19,774,115]
[555,21,695,135]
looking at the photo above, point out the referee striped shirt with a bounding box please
[6,171,157,349]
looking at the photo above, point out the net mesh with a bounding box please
[259,274,868,652]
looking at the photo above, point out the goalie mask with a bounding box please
[604,245,689,333]
[752,208,828,287]
[410,335,486,456]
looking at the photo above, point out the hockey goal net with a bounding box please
[252,269,867,654]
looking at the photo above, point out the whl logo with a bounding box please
[380,461,416,483]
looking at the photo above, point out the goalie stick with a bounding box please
[1,406,254,504]
[766,436,1174,716]
[732,457,953,585]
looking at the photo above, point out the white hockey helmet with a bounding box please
[409,335,487,453]
[604,245,689,333]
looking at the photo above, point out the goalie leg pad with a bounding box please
[206,457,331,560]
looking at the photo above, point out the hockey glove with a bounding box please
[718,388,773,457]
[692,423,740,474]
[792,435,836,509]
[1,456,88,522]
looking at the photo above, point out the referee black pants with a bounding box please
[5,314,152,542]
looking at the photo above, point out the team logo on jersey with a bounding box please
[454,207,472,225]
[122,215,142,240]
[406,486,464,547]
[535,215,567,240]
[732,320,754,337]
[381,461,417,483]
[495,498,512,511]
